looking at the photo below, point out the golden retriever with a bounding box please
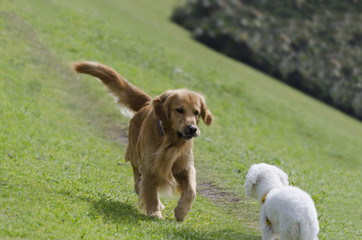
[73,62,213,221]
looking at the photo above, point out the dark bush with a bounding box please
[172,0,362,120]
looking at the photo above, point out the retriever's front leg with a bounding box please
[174,166,196,221]
[139,172,163,219]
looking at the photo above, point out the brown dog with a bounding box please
[73,62,213,221]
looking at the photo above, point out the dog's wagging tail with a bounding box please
[73,61,151,113]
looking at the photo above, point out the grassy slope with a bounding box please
[1,0,361,239]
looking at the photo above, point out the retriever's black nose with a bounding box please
[186,124,197,135]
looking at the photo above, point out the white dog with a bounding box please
[244,163,319,240]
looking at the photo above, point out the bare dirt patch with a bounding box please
[197,179,260,231]
[198,181,240,203]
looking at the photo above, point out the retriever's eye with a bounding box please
[194,110,199,116]
[176,108,184,114]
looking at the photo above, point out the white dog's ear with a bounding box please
[244,165,260,197]
[278,169,289,186]
[244,180,253,197]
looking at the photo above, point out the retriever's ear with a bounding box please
[200,96,213,126]
[152,92,172,123]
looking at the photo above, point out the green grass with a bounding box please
[1,0,361,239]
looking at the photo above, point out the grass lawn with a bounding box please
[1,0,361,239]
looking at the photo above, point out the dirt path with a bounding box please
[2,10,259,232]
[1,11,129,145]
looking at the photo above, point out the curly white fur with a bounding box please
[245,163,319,240]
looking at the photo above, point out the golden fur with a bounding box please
[73,61,213,221]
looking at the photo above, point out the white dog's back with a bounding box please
[264,186,319,240]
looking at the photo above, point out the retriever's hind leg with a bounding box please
[174,166,196,221]
[131,164,141,195]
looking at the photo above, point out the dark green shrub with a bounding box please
[172,0,362,119]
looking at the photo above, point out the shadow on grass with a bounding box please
[88,196,259,239]
[89,196,149,223]
[57,190,259,239]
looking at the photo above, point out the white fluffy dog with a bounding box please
[244,163,319,240]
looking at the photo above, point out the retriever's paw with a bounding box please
[148,210,164,220]
[174,206,188,222]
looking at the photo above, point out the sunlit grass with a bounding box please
[1,0,361,239]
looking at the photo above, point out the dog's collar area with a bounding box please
[261,192,268,204]
[261,192,272,226]
[265,217,272,226]
[158,119,164,137]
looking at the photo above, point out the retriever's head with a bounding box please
[153,89,213,140]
